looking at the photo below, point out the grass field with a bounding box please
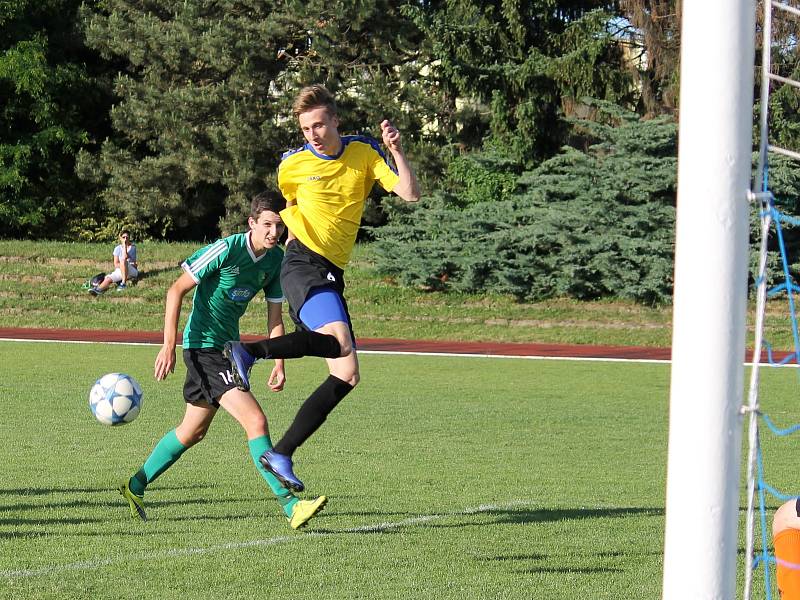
[1,340,798,599]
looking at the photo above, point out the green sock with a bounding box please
[248,435,298,517]
[129,429,187,496]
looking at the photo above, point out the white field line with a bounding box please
[1,500,530,579]
[0,336,668,363]
[358,350,670,364]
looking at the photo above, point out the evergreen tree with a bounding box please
[372,101,678,304]
[269,0,447,225]
[755,0,800,159]
[616,0,680,116]
[80,0,444,237]
[80,0,303,238]
[404,1,634,164]
[0,0,111,239]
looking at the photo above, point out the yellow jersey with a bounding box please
[278,135,400,269]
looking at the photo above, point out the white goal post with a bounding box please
[662,0,756,598]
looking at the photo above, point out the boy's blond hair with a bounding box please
[293,85,337,118]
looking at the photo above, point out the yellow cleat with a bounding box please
[287,495,327,530]
[118,480,147,521]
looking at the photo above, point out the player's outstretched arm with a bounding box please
[266,300,286,391]
[381,119,420,203]
[154,272,196,381]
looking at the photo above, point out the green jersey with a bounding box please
[181,232,284,349]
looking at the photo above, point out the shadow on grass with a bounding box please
[0,483,212,497]
[476,551,652,575]
[0,516,107,526]
[329,510,415,519]
[516,566,624,574]
[473,544,655,576]
[427,506,664,529]
[135,265,180,282]
[312,505,663,536]
[0,485,234,536]
[1,495,226,514]
[478,553,548,562]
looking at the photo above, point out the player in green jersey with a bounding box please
[118,190,326,529]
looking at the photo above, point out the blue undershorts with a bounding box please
[299,287,350,331]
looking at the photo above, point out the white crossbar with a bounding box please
[772,1,800,18]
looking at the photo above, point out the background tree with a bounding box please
[0,0,112,239]
[79,0,306,239]
[268,0,447,229]
[616,0,681,116]
[79,0,445,238]
[372,101,678,304]
[405,1,634,164]
[755,0,800,160]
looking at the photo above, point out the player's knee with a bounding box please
[337,338,353,357]
[252,411,268,432]
[337,370,359,388]
[178,426,208,447]
[243,411,268,438]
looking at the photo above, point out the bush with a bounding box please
[372,102,678,305]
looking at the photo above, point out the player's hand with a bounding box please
[268,362,285,392]
[381,119,402,152]
[154,344,176,381]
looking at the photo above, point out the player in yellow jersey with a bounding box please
[224,84,420,492]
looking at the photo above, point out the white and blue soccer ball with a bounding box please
[89,373,143,426]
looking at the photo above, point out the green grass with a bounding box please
[0,238,676,347]
[0,340,669,599]
[0,340,795,599]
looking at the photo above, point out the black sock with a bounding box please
[274,375,353,455]
[242,331,341,360]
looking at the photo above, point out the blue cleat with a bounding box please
[260,450,304,492]
[223,341,255,391]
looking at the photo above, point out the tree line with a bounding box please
[3,1,800,303]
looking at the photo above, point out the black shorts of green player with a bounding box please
[182,348,238,407]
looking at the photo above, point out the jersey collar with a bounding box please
[305,137,346,160]
[246,231,266,262]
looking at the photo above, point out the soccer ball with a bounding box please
[89,373,143,426]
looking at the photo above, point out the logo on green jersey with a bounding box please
[227,287,254,302]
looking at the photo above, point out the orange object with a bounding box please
[775,528,800,599]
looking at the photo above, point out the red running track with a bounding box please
[0,326,671,360]
[1,326,795,362]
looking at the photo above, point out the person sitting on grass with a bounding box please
[118,191,327,530]
[89,230,139,296]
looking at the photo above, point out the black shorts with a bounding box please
[281,239,355,341]
[182,348,237,407]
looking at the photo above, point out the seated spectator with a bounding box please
[89,230,139,296]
